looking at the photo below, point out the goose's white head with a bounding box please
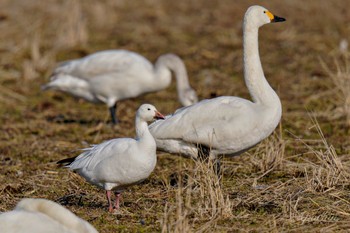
[137,104,165,122]
[179,88,198,107]
[244,5,286,28]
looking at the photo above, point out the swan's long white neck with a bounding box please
[154,54,191,98]
[135,117,156,150]
[243,20,281,109]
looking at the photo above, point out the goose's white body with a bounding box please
[150,6,284,159]
[43,50,197,110]
[68,136,157,191]
[0,198,97,233]
[60,104,164,211]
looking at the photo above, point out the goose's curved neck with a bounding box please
[154,54,191,96]
[243,21,280,108]
[135,117,156,149]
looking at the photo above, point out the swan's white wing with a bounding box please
[14,198,98,233]
[68,138,134,171]
[0,198,98,233]
[53,50,153,80]
[0,210,72,233]
[150,96,256,148]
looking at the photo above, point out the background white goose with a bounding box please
[149,6,286,171]
[0,198,98,233]
[42,50,197,124]
[58,104,164,212]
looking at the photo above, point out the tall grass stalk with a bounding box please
[161,159,232,232]
[320,56,350,125]
[301,115,349,192]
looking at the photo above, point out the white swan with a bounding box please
[42,50,197,124]
[58,104,165,212]
[149,6,285,163]
[0,198,98,233]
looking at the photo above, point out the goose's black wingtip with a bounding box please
[57,156,77,166]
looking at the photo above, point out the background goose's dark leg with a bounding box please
[109,103,118,124]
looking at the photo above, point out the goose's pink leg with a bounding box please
[114,192,121,210]
[106,190,113,212]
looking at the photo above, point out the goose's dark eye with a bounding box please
[263,11,266,13]
[147,108,151,111]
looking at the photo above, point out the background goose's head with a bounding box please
[179,87,198,107]
[137,104,165,122]
[244,5,285,28]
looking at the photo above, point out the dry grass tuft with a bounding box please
[320,55,350,125]
[250,124,286,176]
[0,0,89,81]
[301,116,349,192]
[161,159,232,232]
[21,34,56,80]
[55,0,88,49]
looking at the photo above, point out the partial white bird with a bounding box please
[149,6,286,172]
[42,50,197,124]
[58,104,165,212]
[0,198,98,233]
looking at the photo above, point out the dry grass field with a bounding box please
[0,0,350,232]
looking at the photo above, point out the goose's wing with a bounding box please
[68,138,134,171]
[150,96,255,148]
[52,50,153,80]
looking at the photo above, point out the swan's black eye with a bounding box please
[147,108,151,111]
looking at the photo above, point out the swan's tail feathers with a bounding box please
[57,156,78,167]
[41,74,94,101]
[41,73,74,91]
[41,82,53,91]
[41,73,62,91]
[41,70,64,90]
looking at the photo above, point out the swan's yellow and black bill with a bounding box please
[271,15,286,23]
[266,11,286,23]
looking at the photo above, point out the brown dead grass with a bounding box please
[320,55,350,125]
[0,0,350,232]
[161,159,232,232]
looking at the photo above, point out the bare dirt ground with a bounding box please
[0,0,350,232]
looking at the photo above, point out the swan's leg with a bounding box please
[109,103,118,124]
[197,144,210,161]
[114,192,121,210]
[197,144,222,178]
[213,157,222,179]
[106,190,113,212]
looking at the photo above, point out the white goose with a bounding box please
[0,198,98,233]
[58,104,165,212]
[149,6,285,168]
[42,50,197,124]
